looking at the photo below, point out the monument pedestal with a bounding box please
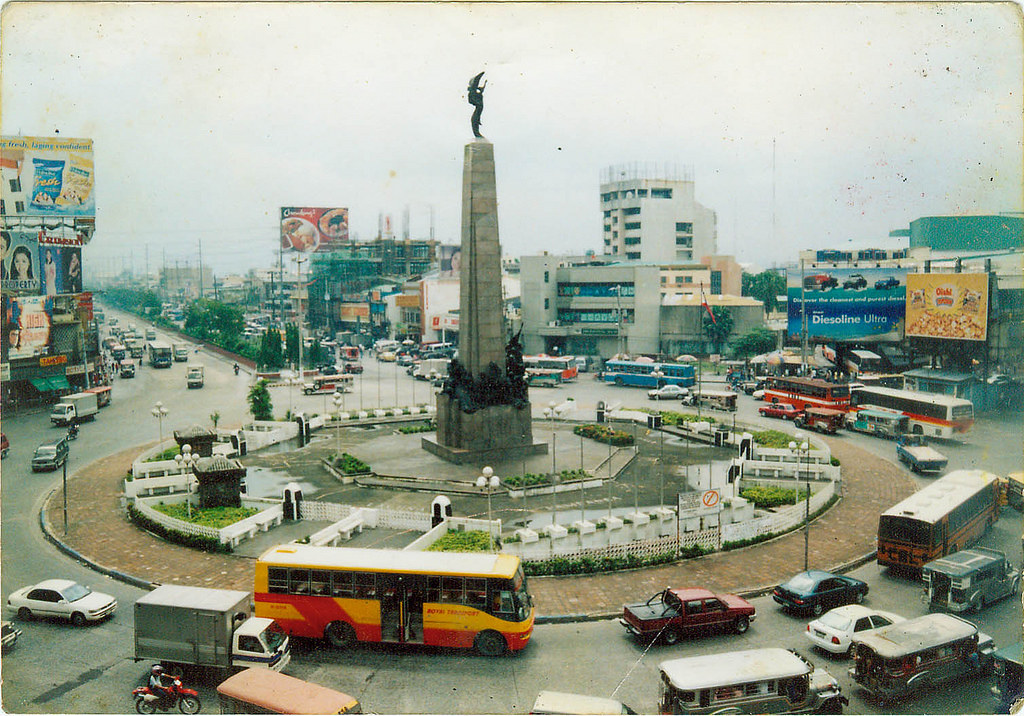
[423,394,547,465]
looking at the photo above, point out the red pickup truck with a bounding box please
[619,587,756,645]
[759,402,803,420]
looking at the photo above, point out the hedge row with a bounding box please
[523,548,703,576]
[126,503,231,554]
[573,424,635,446]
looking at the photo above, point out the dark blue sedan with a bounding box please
[772,570,869,616]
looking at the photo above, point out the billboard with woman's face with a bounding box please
[2,229,40,293]
[2,295,53,361]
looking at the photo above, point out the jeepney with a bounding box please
[849,613,995,704]
[659,647,846,714]
[922,548,1020,613]
[796,407,845,434]
[846,408,908,439]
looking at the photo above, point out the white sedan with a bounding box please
[805,604,904,657]
[647,385,690,400]
[6,579,117,626]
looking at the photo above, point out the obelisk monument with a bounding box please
[422,72,546,464]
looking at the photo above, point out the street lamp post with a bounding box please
[293,255,307,382]
[476,466,500,551]
[789,434,811,571]
[175,443,200,520]
[332,391,345,462]
[151,401,168,447]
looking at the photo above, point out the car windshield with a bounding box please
[62,583,91,602]
[819,611,853,630]
[784,573,818,592]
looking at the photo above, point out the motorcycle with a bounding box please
[67,424,79,440]
[233,363,240,375]
[132,676,201,714]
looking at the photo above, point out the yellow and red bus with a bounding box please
[761,376,851,411]
[877,470,1001,573]
[254,545,534,656]
[851,385,974,440]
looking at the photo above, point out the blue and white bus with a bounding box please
[602,360,696,388]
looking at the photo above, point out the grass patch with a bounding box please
[659,410,717,426]
[426,530,494,552]
[751,429,797,448]
[150,502,259,528]
[332,452,370,474]
[144,446,181,462]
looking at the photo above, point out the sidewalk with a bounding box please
[40,436,916,619]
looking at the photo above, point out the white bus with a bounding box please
[851,385,973,440]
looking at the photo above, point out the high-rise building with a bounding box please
[600,163,717,263]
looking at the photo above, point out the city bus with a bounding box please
[876,470,1001,573]
[602,360,695,389]
[146,340,173,368]
[253,545,534,656]
[523,355,578,383]
[761,376,851,411]
[851,385,973,440]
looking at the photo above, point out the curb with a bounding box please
[39,489,157,592]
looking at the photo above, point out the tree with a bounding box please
[742,270,787,314]
[258,329,284,370]
[247,379,273,420]
[731,328,778,359]
[284,324,300,367]
[702,306,734,354]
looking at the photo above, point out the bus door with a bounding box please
[379,574,425,644]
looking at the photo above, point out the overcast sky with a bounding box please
[2,2,1021,277]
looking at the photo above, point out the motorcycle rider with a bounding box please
[233,363,240,375]
[148,665,176,709]
[67,423,79,439]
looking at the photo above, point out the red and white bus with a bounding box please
[761,376,851,412]
[851,385,974,440]
[254,545,534,656]
[523,355,578,383]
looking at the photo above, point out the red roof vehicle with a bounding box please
[759,402,803,420]
[619,587,756,645]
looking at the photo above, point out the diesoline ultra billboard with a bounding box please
[787,267,908,343]
[280,207,348,252]
[905,272,988,341]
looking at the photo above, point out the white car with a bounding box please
[752,389,766,401]
[6,579,117,626]
[805,604,904,657]
[647,385,690,400]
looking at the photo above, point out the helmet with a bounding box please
[151,665,164,674]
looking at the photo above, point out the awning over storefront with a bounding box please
[29,376,71,392]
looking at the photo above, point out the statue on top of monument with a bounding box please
[468,71,486,138]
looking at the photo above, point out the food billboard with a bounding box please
[787,267,907,342]
[280,207,348,253]
[1,136,95,217]
[905,273,988,341]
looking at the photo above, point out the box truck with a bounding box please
[186,364,205,389]
[50,392,99,426]
[134,585,290,673]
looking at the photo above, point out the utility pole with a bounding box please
[198,238,204,299]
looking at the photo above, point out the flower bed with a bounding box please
[573,424,634,446]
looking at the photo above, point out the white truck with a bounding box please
[172,343,189,362]
[134,585,290,673]
[49,391,99,426]
[186,363,205,389]
[413,358,450,382]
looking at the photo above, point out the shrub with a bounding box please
[523,550,685,576]
[573,424,634,446]
[830,456,841,466]
[660,410,717,426]
[739,485,808,509]
[503,469,588,488]
[333,452,370,475]
[398,422,435,434]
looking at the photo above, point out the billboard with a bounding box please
[2,228,83,295]
[2,228,40,293]
[787,267,907,342]
[2,295,53,361]
[280,207,348,252]
[1,136,95,217]
[438,245,461,277]
[905,273,988,341]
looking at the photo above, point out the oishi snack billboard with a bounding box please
[905,273,988,341]
[1,136,95,217]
